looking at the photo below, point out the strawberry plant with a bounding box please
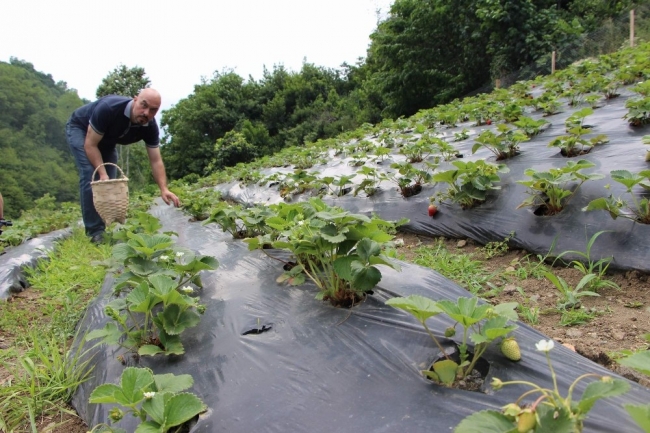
[400,134,436,163]
[455,339,630,433]
[385,295,518,387]
[173,185,222,221]
[321,174,356,197]
[433,160,509,209]
[583,169,650,223]
[471,124,529,160]
[353,166,388,197]
[204,203,273,239]
[513,116,548,137]
[245,199,403,306]
[624,96,650,127]
[549,107,608,156]
[453,128,470,142]
[616,334,650,433]
[88,367,206,433]
[87,222,218,357]
[388,161,435,197]
[517,160,604,215]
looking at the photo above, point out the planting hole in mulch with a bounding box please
[427,343,490,392]
[560,146,592,157]
[242,324,273,335]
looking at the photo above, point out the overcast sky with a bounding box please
[1,0,393,113]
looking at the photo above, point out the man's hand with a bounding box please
[161,189,180,207]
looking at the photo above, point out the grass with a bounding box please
[0,228,109,432]
[412,238,501,295]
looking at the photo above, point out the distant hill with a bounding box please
[0,58,84,218]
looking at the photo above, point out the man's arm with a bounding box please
[146,146,180,207]
[84,126,109,180]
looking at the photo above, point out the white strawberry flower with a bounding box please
[181,286,194,294]
[143,391,155,399]
[535,339,555,352]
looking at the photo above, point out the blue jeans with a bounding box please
[66,121,117,237]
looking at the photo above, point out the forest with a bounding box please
[0,0,647,218]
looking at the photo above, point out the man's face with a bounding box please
[131,92,161,125]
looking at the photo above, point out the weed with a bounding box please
[0,331,94,432]
[553,230,620,292]
[560,308,597,326]
[481,231,514,259]
[544,271,600,310]
[413,240,498,294]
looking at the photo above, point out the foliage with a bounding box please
[386,295,518,385]
[0,58,83,218]
[517,160,604,215]
[544,271,600,310]
[625,96,650,127]
[413,239,501,295]
[433,160,509,209]
[548,107,608,156]
[244,199,402,305]
[471,124,529,159]
[455,339,630,433]
[0,194,80,252]
[86,216,218,357]
[0,228,109,431]
[387,161,435,197]
[552,230,620,292]
[481,231,514,260]
[0,332,94,432]
[171,184,223,221]
[204,203,273,239]
[96,64,150,98]
[584,169,650,223]
[88,367,206,433]
[616,333,650,432]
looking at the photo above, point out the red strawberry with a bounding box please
[428,204,437,217]
[486,119,492,125]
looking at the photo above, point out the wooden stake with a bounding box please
[631,9,635,47]
[495,79,501,89]
[551,51,556,74]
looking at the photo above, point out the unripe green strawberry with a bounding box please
[444,326,456,337]
[501,337,521,362]
[517,408,536,432]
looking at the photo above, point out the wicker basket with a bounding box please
[91,163,129,225]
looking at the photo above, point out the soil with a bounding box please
[394,232,650,389]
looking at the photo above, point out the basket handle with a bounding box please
[92,162,127,181]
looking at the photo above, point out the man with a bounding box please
[66,88,180,243]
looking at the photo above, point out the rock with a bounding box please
[566,329,583,338]
[529,295,540,303]
[457,240,467,248]
[393,238,405,247]
[502,284,517,294]
[562,343,576,352]
[612,330,626,340]
[505,266,516,273]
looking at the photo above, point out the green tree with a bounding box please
[364,0,490,118]
[161,70,261,178]
[0,59,83,218]
[211,130,260,169]
[95,64,150,98]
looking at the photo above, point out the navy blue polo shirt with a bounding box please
[69,95,160,148]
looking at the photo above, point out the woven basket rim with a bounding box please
[91,178,129,185]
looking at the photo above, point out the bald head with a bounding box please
[131,88,161,124]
